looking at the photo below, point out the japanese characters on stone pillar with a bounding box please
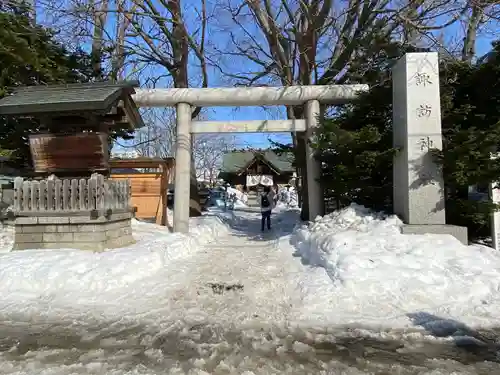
[392,53,446,225]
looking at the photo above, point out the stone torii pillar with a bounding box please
[173,102,192,233]
[305,100,324,220]
[392,52,467,244]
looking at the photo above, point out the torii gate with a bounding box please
[132,85,367,233]
[132,52,467,244]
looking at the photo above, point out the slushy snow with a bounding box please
[0,205,499,373]
[0,205,499,329]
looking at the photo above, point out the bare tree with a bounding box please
[211,0,498,219]
[111,0,136,80]
[36,0,212,216]
[193,134,235,186]
[461,0,499,63]
[129,108,176,157]
[121,0,210,216]
[89,0,109,77]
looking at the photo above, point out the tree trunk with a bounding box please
[189,137,202,216]
[462,4,482,63]
[168,0,202,217]
[91,0,109,79]
[111,0,131,81]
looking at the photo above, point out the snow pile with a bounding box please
[227,186,248,207]
[0,215,228,299]
[276,198,297,209]
[226,186,244,200]
[212,187,248,209]
[291,204,500,326]
[276,187,298,208]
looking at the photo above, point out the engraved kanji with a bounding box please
[416,104,432,118]
[415,72,432,86]
[418,136,434,151]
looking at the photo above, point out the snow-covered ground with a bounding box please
[226,186,248,208]
[0,224,13,253]
[291,204,500,328]
[276,186,298,208]
[0,206,499,373]
[0,215,228,312]
[212,187,248,209]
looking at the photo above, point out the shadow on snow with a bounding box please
[216,207,299,241]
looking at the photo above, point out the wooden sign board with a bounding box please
[29,132,109,174]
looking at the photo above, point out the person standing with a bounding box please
[260,186,274,231]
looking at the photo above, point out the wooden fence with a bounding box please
[13,175,131,214]
[110,173,168,224]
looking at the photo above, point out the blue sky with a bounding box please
[201,4,498,150]
[202,106,291,149]
[204,30,497,150]
[187,3,498,151]
[35,1,498,151]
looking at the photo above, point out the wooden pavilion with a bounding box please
[0,81,146,250]
[0,81,144,178]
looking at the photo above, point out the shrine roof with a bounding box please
[221,150,294,174]
[0,81,144,128]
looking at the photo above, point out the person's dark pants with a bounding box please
[261,210,271,231]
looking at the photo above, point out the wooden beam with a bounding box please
[109,157,174,170]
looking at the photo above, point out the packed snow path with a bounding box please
[0,208,500,374]
[174,235,298,322]
[158,211,319,325]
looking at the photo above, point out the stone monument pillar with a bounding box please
[392,52,467,243]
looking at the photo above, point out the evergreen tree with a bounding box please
[0,3,133,169]
[316,41,500,240]
[315,39,420,212]
[437,41,500,237]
